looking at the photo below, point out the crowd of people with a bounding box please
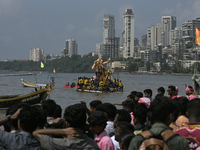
[0,84,199,150]
[77,77,123,92]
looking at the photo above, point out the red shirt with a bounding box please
[174,122,200,150]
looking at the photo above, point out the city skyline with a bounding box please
[0,0,199,61]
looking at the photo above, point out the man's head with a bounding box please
[89,100,102,112]
[96,103,117,121]
[135,92,143,101]
[18,106,46,133]
[144,89,152,98]
[167,85,176,96]
[186,85,195,95]
[88,111,107,135]
[122,100,135,113]
[133,103,147,126]
[64,104,86,129]
[114,109,131,128]
[157,87,165,96]
[187,98,200,122]
[150,96,175,126]
[41,99,57,117]
[5,103,31,132]
[114,121,134,142]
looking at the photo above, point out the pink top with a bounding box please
[138,97,150,108]
[189,94,196,101]
[196,147,200,150]
[130,112,135,126]
[95,130,114,150]
[170,95,182,99]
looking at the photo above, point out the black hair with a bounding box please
[135,92,143,99]
[96,103,117,121]
[150,96,175,123]
[173,97,189,116]
[119,131,135,150]
[130,91,137,96]
[168,85,176,91]
[5,103,31,131]
[53,104,62,118]
[64,104,86,129]
[89,100,102,108]
[157,87,165,94]
[41,99,57,117]
[117,121,134,134]
[187,98,200,118]
[127,94,135,100]
[116,109,131,123]
[133,103,147,125]
[18,106,46,133]
[143,89,152,97]
[122,100,135,112]
[88,111,107,128]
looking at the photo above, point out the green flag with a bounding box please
[41,62,44,68]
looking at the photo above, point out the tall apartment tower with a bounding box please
[147,24,162,50]
[29,48,44,62]
[162,16,176,46]
[122,9,134,58]
[182,18,200,43]
[142,35,147,46]
[103,15,115,44]
[171,27,182,45]
[66,39,78,57]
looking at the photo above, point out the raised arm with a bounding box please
[33,127,83,141]
[0,108,21,126]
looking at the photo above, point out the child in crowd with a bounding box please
[96,103,117,137]
[88,111,114,150]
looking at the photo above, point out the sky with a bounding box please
[0,0,200,61]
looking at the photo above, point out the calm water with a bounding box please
[0,72,193,117]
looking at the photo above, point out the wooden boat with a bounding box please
[76,88,123,93]
[21,79,46,88]
[21,77,55,88]
[76,88,103,93]
[0,82,54,109]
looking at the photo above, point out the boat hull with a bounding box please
[21,79,46,88]
[0,89,48,109]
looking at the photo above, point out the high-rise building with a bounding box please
[182,18,200,44]
[66,39,78,57]
[96,14,119,59]
[147,24,162,50]
[29,48,44,62]
[104,37,120,59]
[141,35,147,46]
[134,38,139,46]
[171,27,182,45]
[96,43,104,56]
[122,9,134,58]
[162,16,176,46]
[103,15,115,44]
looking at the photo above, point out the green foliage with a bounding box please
[0,55,98,73]
[128,62,138,73]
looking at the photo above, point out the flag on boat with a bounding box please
[195,27,200,46]
[41,62,44,68]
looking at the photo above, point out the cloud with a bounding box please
[0,0,23,19]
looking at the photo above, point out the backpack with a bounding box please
[138,129,177,150]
